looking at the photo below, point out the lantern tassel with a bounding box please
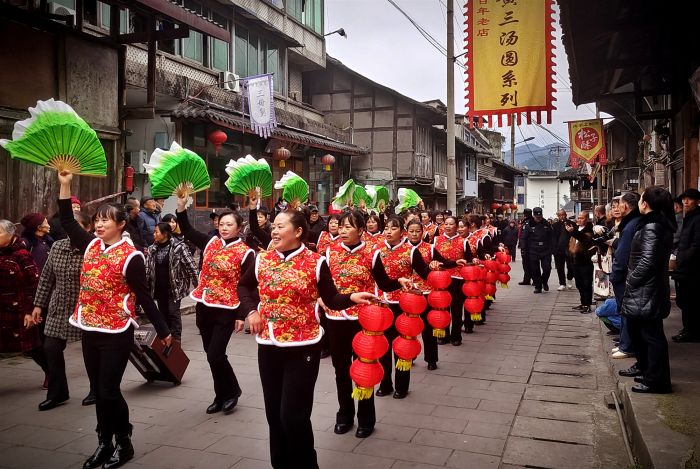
[279,160,286,168]
[396,358,413,372]
[499,282,509,288]
[352,386,374,400]
[325,164,331,171]
[470,312,482,322]
[433,328,445,338]
[485,295,494,301]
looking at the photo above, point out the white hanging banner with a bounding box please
[243,74,277,139]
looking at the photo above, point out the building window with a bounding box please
[286,0,322,34]
[235,26,284,93]
[516,175,525,187]
[466,155,477,181]
[211,38,229,70]
[182,30,204,64]
[517,194,525,204]
[286,0,302,22]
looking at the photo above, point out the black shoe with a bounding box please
[82,433,113,469]
[634,377,646,384]
[631,383,671,394]
[355,426,374,438]
[427,362,437,371]
[606,330,620,336]
[474,320,485,326]
[206,401,222,414]
[103,432,134,469]
[38,396,69,411]
[580,306,591,314]
[465,327,474,334]
[518,281,531,285]
[543,283,549,291]
[82,392,97,406]
[393,390,408,399]
[222,393,241,415]
[533,289,542,294]
[571,305,584,310]
[320,349,331,359]
[437,338,449,345]
[375,387,393,397]
[334,423,353,435]
[451,339,462,346]
[619,366,642,377]
[671,331,700,343]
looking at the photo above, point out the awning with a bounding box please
[480,174,510,185]
[172,102,369,156]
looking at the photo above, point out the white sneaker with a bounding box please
[612,350,632,359]
[566,282,574,290]
[611,347,619,353]
[557,285,566,291]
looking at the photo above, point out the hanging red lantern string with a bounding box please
[426,270,452,338]
[482,259,499,301]
[495,251,512,288]
[350,303,393,400]
[272,147,291,168]
[207,129,227,156]
[461,264,484,322]
[394,291,425,371]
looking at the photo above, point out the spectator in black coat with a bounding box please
[619,186,675,393]
[501,220,519,261]
[307,205,326,252]
[566,211,595,313]
[551,209,574,291]
[671,188,700,343]
[125,199,146,251]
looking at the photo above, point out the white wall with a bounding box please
[525,176,570,218]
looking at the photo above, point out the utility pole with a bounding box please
[595,104,603,205]
[446,0,456,214]
[510,114,515,166]
[555,145,561,210]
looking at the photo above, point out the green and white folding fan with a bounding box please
[332,179,356,210]
[352,185,372,210]
[365,185,390,211]
[224,155,273,198]
[144,142,210,199]
[0,98,107,176]
[274,171,308,209]
[395,188,422,214]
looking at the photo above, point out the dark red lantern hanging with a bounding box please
[350,303,393,400]
[462,280,482,298]
[352,333,389,361]
[498,273,511,287]
[394,296,425,371]
[427,270,452,290]
[398,291,427,315]
[464,297,485,321]
[321,153,336,171]
[350,360,384,399]
[460,264,481,281]
[495,251,510,264]
[427,290,451,309]
[392,337,422,371]
[427,309,451,338]
[358,304,394,331]
[208,129,227,155]
[272,147,291,168]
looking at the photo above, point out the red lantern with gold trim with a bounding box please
[511,203,518,211]
[495,251,510,264]
[427,270,452,290]
[464,297,485,321]
[460,265,481,281]
[491,202,501,211]
[427,309,451,338]
[498,273,511,287]
[321,153,336,171]
[398,291,427,315]
[352,333,389,361]
[462,280,482,298]
[272,147,291,168]
[349,360,384,400]
[392,337,422,371]
[358,304,394,331]
[208,129,227,155]
[427,290,451,309]
[350,303,393,400]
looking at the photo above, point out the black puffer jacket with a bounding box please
[620,211,674,320]
[674,207,700,280]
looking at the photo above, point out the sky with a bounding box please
[323,0,601,154]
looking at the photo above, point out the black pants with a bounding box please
[506,244,517,262]
[258,344,320,469]
[676,279,699,335]
[554,252,574,286]
[25,346,48,374]
[379,304,410,393]
[195,303,241,403]
[521,250,531,283]
[325,319,375,428]
[44,336,69,400]
[573,262,594,306]
[156,296,182,341]
[420,305,438,364]
[529,252,552,290]
[444,279,469,341]
[626,317,671,390]
[82,327,134,437]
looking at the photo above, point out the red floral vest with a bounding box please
[466,229,491,259]
[422,223,437,244]
[70,238,140,333]
[256,246,323,346]
[363,231,385,251]
[411,241,433,294]
[191,237,253,309]
[316,231,340,255]
[325,241,377,320]
[433,233,464,279]
[375,239,413,303]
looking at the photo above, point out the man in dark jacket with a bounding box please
[619,186,675,393]
[125,199,146,251]
[672,188,700,343]
[594,205,607,226]
[521,207,553,293]
[517,208,533,285]
[501,220,519,261]
[551,209,573,291]
[608,192,641,358]
[307,205,326,252]
[139,196,161,246]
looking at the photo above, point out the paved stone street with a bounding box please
[0,262,629,469]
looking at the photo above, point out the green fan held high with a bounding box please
[365,185,389,212]
[395,188,422,214]
[331,179,356,210]
[225,155,273,199]
[352,185,372,211]
[0,98,107,176]
[144,142,211,199]
[274,171,308,210]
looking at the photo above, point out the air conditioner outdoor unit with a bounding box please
[49,2,76,17]
[129,150,149,174]
[219,71,240,93]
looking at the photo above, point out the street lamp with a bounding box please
[324,28,347,38]
[514,136,535,146]
[510,136,535,166]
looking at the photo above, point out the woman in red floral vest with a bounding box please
[57,171,171,469]
[238,204,375,469]
[175,195,254,417]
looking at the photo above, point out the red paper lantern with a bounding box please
[350,359,384,399]
[392,336,422,371]
[495,251,510,264]
[491,202,501,211]
[207,130,227,155]
[427,270,452,290]
[511,203,518,211]
[498,273,511,287]
[321,153,336,171]
[483,283,497,297]
[497,262,512,274]
[399,291,428,315]
[352,333,389,361]
[427,309,451,338]
[460,265,481,281]
[462,280,482,298]
[485,271,499,284]
[464,297,485,314]
[395,313,424,337]
[483,259,498,272]
[428,290,451,309]
[358,304,394,331]
[272,147,291,168]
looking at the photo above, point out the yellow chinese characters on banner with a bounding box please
[465,0,556,127]
[567,119,607,169]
